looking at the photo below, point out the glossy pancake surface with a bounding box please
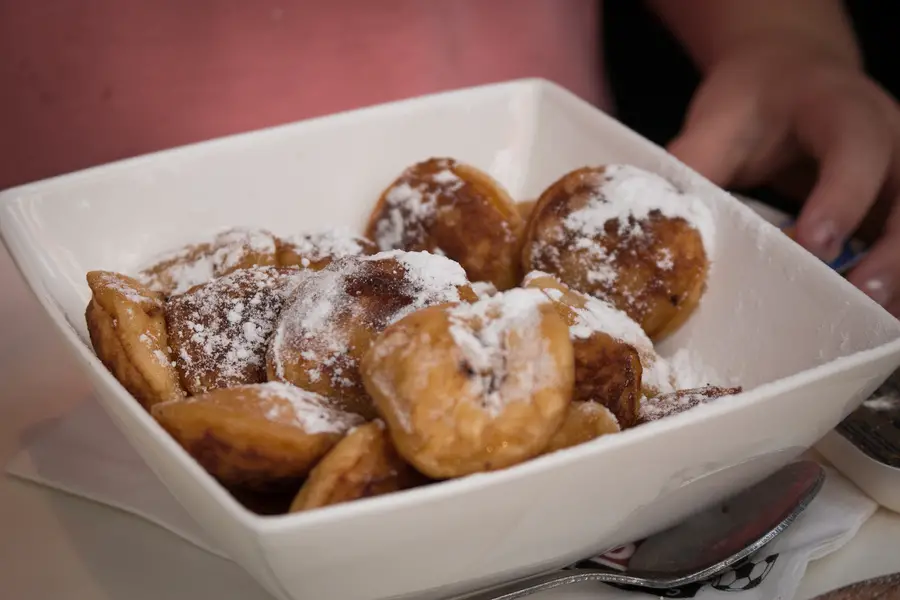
[523,165,714,340]
[524,271,676,422]
[366,157,523,290]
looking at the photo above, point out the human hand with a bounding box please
[667,42,900,316]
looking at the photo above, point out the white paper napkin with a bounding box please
[5,399,878,600]
[6,399,226,559]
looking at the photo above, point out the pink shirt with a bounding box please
[0,1,608,189]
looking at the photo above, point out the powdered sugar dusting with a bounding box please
[524,271,674,394]
[657,247,674,271]
[373,158,465,251]
[580,296,675,394]
[280,228,372,265]
[148,253,215,296]
[667,347,723,390]
[472,281,499,300]
[564,165,715,255]
[366,250,470,325]
[254,382,364,434]
[578,401,621,431]
[97,272,160,307]
[448,288,553,416]
[214,228,275,267]
[138,332,173,366]
[139,227,277,296]
[166,266,305,394]
[640,386,742,422]
[270,251,469,394]
[570,236,619,287]
[527,166,715,315]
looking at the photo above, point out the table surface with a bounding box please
[2,247,899,600]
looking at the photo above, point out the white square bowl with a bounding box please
[3,79,900,600]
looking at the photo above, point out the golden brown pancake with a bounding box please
[267,250,477,419]
[275,228,377,270]
[639,386,742,423]
[523,271,677,424]
[366,157,524,290]
[290,421,424,512]
[361,288,574,479]
[151,382,363,491]
[545,401,621,453]
[85,270,185,410]
[165,266,307,395]
[139,227,279,297]
[522,165,713,340]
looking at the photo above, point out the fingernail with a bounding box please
[807,220,844,262]
[862,277,893,306]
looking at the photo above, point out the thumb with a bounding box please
[666,94,760,188]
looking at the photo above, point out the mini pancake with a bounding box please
[545,401,621,453]
[268,250,477,419]
[165,266,306,395]
[289,421,424,512]
[275,228,377,270]
[361,288,574,479]
[524,271,675,426]
[139,227,278,297]
[639,385,742,423]
[366,157,524,290]
[151,382,363,491]
[522,165,714,340]
[85,270,185,410]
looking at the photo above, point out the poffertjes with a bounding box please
[289,421,424,512]
[165,266,307,395]
[82,158,734,517]
[545,402,621,453]
[275,228,377,270]
[85,271,185,410]
[640,385,742,424]
[523,271,674,425]
[151,382,363,491]
[366,158,524,290]
[138,227,279,297]
[361,288,574,479]
[267,250,477,419]
[523,271,642,426]
[521,165,714,341]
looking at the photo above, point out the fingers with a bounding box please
[666,83,765,188]
[847,148,900,314]
[792,91,894,261]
